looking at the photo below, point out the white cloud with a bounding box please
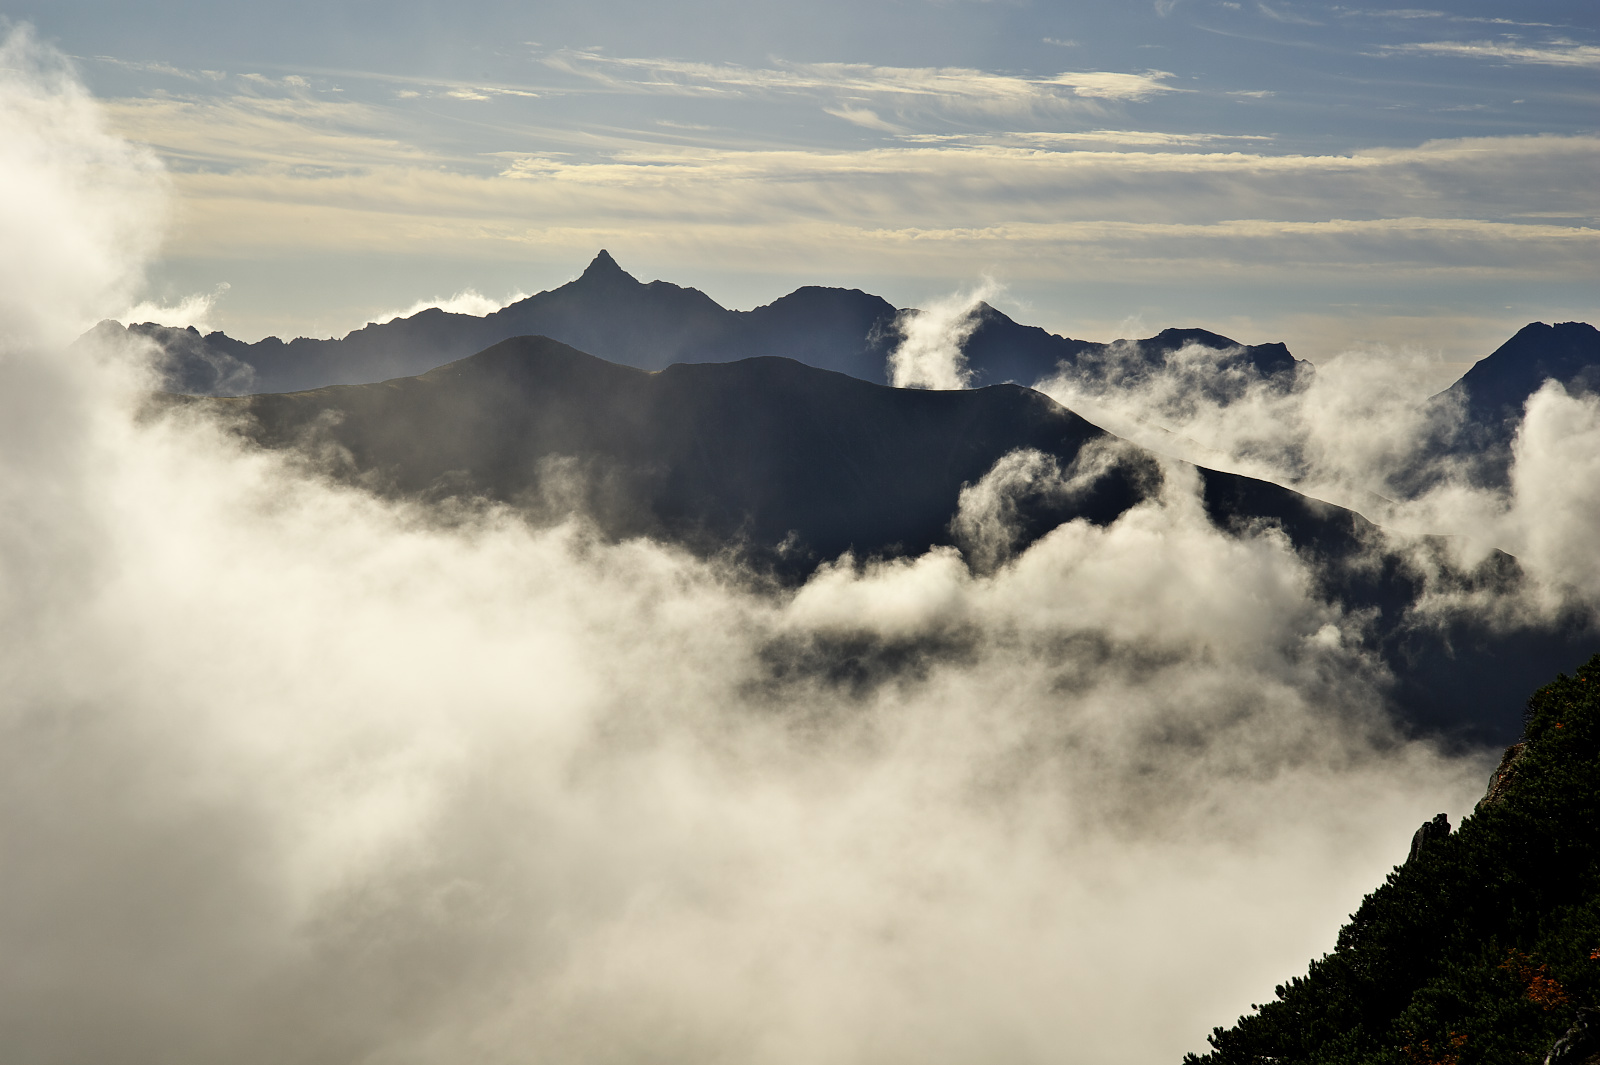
[1254,1,1323,25]
[369,288,531,325]
[545,50,1181,113]
[99,108,1593,298]
[1043,69,1181,100]
[1383,38,1600,68]
[990,129,1274,145]
[887,278,1001,388]
[1336,8,1560,28]
[119,283,231,332]
[823,105,907,133]
[0,27,166,346]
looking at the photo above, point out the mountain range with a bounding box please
[161,334,1595,743]
[91,250,1303,396]
[106,251,1600,741]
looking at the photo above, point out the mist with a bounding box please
[1032,334,1600,625]
[887,281,1000,390]
[0,31,1500,1065]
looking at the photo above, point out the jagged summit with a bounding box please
[1426,321,1600,482]
[577,248,632,283]
[1442,321,1600,416]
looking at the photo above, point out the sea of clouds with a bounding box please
[0,26,1551,1065]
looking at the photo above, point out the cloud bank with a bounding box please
[1031,333,1600,625]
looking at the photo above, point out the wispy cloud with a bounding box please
[902,129,1275,147]
[1381,38,1600,68]
[542,51,1182,112]
[1255,2,1323,27]
[90,71,1600,315]
[823,105,908,133]
[1044,70,1183,100]
[84,55,226,82]
[1334,8,1561,28]
[370,288,531,323]
[119,283,231,331]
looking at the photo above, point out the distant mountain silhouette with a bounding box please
[85,251,899,394]
[1439,322,1600,427]
[169,335,1590,741]
[961,305,1300,393]
[1400,322,1600,491]
[88,250,1307,396]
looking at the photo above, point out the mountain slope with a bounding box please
[1423,322,1600,487]
[172,335,1590,741]
[211,336,1139,566]
[1440,322,1600,433]
[1188,654,1600,1065]
[961,305,1302,393]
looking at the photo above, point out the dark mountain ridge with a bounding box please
[1437,321,1600,431]
[1422,322,1600,488]
[169,335,1593,742]
[92,250,1307,396]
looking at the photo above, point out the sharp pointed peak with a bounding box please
[580,249,633,282]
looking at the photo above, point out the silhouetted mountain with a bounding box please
[88,251,900,394]
[1442,322,1600,431]
[169,335,1590,741]
[1422,322,1600,486]
[90,250,1306,397]
[961,306,1302,394]
[210,336,1136,565]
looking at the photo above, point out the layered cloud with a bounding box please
[543,51,1182,112]
[1382,38,1600,68]
[101,80,1599,282]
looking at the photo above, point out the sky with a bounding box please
[11,0,1599,376]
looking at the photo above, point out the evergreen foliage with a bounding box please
[1187,654,1600,1064]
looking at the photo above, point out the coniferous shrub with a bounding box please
[1186,654,1600,1065]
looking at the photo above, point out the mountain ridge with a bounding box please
[92,250,1309,397]
[165,334,1595,742]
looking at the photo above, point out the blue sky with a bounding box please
[13,0,1599,377]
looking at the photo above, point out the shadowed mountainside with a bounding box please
[172,335,1592,741]
[1424,322,1600,488]
[211,336,1136,565]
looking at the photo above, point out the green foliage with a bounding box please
[1185,654,1600,1065]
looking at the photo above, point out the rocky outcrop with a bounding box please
[1545,1008,1600,1065]
[1408,813,1451,863]
[1477,742,1528,813]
